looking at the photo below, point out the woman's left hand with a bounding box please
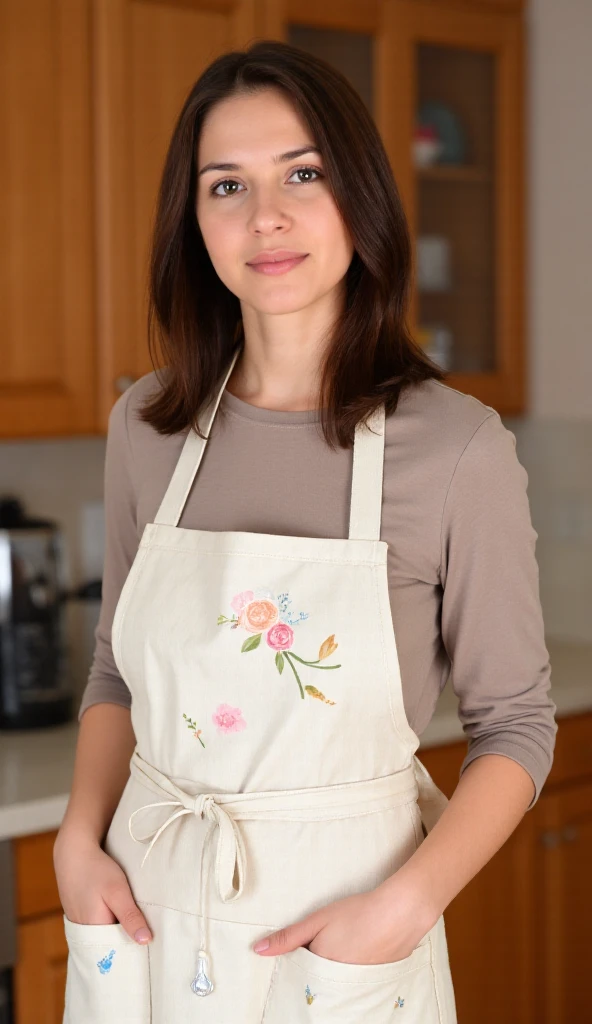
[252,873,438,965]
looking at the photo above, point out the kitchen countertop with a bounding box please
[0,638,590,843]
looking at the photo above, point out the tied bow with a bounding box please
[127,791,248,903]
[127,783,249,995]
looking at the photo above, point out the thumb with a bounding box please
[253,915,320,956]
[107,886,153,944]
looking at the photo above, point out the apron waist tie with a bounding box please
[125,748,447,997]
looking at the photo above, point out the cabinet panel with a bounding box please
[535,781,592,1023]
[287,24,374,113]
[14,910,68,1024]
[94,0,260,428]
[417,44,496,374]
[0,0,95,437]
[14,830,61,919]
[419,744,536,1024]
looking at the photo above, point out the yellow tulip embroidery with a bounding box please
[217,588,341,702]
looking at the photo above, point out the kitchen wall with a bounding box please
[1,0,590,708]
[527,0,592,420]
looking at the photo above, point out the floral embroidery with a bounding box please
[305,984,318,1004]
[212,703,246,733]
[97,950,116,974]
[218,587,341,702]
[394,996,405,1008]
[182,713,206,747]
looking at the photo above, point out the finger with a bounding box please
[106,886,153,944]
[253,920,318,956]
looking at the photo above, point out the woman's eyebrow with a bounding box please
[198,146,322,177]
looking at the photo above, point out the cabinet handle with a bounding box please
[562,825,578,843]
[541,826,579,848]
[114,374,138,394]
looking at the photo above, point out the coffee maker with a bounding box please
[0,497,74,729]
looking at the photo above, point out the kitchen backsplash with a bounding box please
[0,415,590,706]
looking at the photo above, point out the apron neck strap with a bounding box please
[347,403,386,542]
[153,348,240,528]
[154,348,386,542]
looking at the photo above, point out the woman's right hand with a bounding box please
[53,828,153,945]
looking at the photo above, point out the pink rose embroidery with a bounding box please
[212,703,247,734]
[217,589,341,704]
[266,622,294,651]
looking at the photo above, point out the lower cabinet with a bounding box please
[11,712,592,1024]
[14,912,68,1024]
[13,831,67,1024]
[420,711,592,1024]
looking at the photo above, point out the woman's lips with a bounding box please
[247,254,308,275]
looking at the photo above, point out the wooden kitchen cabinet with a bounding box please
[2,0,528,437]
[14,913,68,1024]
[10,712,592,1023]
[12,830,67,1024]
[420,710,592,1024]
[0,0,96,438]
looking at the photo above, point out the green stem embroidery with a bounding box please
[288,652,342,670]
[182,712,206,747]
[283,650,305,699]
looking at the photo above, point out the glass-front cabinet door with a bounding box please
[264,0,526,414]
[380,1,525,412]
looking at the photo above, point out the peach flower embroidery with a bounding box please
[212,703,247,733]
[218,588,340,703]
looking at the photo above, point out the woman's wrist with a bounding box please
[54,817,104,860]
[374,858,443,935]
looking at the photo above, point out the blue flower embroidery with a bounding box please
[394,995,405,1008]
[305,983,318,1004]
[97,949,116,974]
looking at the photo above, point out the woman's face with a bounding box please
[195,88,354,316]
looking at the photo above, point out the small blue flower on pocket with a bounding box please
[305,984,318,1004]
[97,950,116,974]
[394,995,405,1008]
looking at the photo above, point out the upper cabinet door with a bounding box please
[0,0,95,438]
[380,1,526,413]
[94,0,260,429]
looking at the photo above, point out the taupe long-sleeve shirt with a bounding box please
[79,371,557,806]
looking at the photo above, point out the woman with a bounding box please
[54,40,556,1023]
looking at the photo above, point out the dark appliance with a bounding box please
[0,497,74,729]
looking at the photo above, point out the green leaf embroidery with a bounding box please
[241,633,262,653]
[275,651,284,674]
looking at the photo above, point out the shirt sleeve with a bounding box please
[439,411,557,809]
[77,387,137,721]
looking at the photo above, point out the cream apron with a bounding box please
[62,348,458,1023]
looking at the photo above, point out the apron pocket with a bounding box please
[62,915,151,1023]
[261,928,441,1023]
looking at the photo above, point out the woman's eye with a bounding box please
[208,165,323,198]
[287,166,322,185]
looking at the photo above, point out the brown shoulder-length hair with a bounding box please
[139,39,445,449]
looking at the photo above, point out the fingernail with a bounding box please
[134,927,152,943]
[253,939,270,952]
